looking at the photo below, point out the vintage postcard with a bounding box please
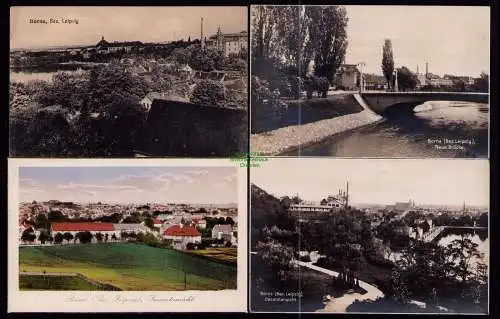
[250,5,490,158]
[250,158,489,314]
[9,6,248,158]
[8,158,247,312]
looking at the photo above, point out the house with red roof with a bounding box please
[163,224,201,250]
[153,217,162,228]
[50,222,120,242]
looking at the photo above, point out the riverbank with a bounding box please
[251,94,384,155]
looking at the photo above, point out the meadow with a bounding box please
[19,243,237,291]
[188,248,237,264]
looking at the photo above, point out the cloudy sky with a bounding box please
[19,166,238,204]
[344,5,490,77]
[251,159,489,207]
[10,6,247,49]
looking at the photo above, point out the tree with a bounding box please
[111,233,117,241]
[104,233,109,242]
[95,232,103,243]
[191,80,225,107]
[21,228,36,243]
[62,232,74,243]
[34,214,49,230]
[225,217,235,225]
[38,231,50,244]
[304,6,349,82]
[48,210,68,222]
[382,39,394,90]
[54,233,64,244]
[396,67,418,91]
[472,72,488,93]
[186,242,195,250]
[256,240,295,281]
[291,195,303,205]
[446,236,482,282]
[76,231,93,244]
[144,217,154,229]
[320,199,328,205]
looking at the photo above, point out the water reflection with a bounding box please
[289,101,488,158]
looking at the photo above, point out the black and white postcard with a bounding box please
[250,5,490,158]
[10,6,248,158]
[250,158,489,314]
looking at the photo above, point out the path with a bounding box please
[293,260,384,312]
[251,94,383,155]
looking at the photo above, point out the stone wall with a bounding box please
[136,99,248,157]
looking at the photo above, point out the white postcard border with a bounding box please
[8,158,248,313]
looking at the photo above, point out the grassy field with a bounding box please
[19,243,237,291]
[20,274,112,291]
[188,248,237,264]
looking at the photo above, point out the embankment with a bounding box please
[251,94,384,155]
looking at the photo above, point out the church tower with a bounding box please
[216,26,224,53]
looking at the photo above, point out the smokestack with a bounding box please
[201,17,205,50]
[425,62,428,77]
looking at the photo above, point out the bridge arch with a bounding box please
[360,92,489,115]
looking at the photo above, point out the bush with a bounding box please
[191,80,225,106]
[304,75,329,98]
[186,242,195,250]
[251,76,272,104]
[299,255,311,262]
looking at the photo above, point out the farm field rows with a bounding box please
[188,248,238,264]
[19,243,237,291]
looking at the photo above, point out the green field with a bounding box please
[20,274,112,291]
[188,248,238,264]
[19,243,237,291]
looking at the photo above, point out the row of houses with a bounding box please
[23,220,237,250]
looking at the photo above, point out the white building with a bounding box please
[163,224,201,250]
[50,222,120,242]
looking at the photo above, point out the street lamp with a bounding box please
[357,62,366,93]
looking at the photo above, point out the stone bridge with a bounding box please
[360,92,489,115]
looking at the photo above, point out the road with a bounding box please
[294,260,384,312]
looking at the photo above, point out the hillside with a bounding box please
[19,243,237,291]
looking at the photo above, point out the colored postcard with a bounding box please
[8,158,247,312]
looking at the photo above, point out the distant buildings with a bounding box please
[212,224,237,245]
[95,36,143,54]
[336,64,360,90]
[206,27,247,57]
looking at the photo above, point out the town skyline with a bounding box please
[19,166,239,204]
[251,159,489,207]
[344,5,489,77]
[10,6,247,49]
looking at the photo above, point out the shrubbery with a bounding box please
[304,75,329,99]
[251,76,272,104]
[190,79,225,107]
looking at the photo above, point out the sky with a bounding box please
[10,6,247,49]
[251,159,489,207]
[19,166,238,204]
[344,6,490,77]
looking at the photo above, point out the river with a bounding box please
[285,101,488,158]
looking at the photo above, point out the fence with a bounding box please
[19,271,122,291]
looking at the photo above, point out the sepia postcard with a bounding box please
[8,158,248,312]
[250,158,489,314]
[250,5,490,158]
[9,6,249,158]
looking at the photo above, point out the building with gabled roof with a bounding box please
[163,224,201,250]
